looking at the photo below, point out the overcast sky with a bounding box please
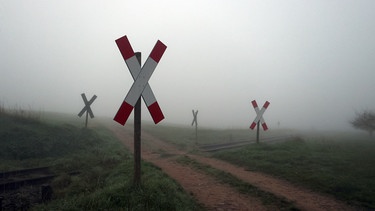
[1,0,375,131]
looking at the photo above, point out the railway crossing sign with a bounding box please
[114,35,167,125]
[192,110,198,143]
[112,35,167,185]
[78,93,97,128]
[249,100,270,144]
[250,100,270,131]
[192,110,198,126]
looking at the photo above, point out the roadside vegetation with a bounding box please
[0,106,202,210]
[213,136,375,209]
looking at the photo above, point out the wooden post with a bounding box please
[192,110,198,144]
[195,117,198,144]
[134,52,142,185]
[0,196,3,211]
[256,120,260,144]
[41,184,52,202]
[85,109,88,128]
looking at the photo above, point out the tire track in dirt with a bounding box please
[107,122,355,210]
[188,155,355,211]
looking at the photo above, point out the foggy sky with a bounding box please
[1,0,375,131]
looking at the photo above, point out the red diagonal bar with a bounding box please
[115,36,135,60]
[149,40,167,63]
[114,101,133,125]
[251,100,258,108]
[148,102,164,124]
[262,122,268,131]
[250,122,257,130]
[263,101,270,109]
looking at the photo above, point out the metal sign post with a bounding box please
[192,110,198,144]
[249,100,270,143]
[114,35,167,184]
[134,52,142,185]
[78,93,97,128]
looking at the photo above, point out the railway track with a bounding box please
[0,167,80,210]
[0,167,56,192]
[199,135,295,152]
[0,167,56,210]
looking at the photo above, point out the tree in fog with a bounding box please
[350,110,375,136]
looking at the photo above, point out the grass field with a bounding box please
[0,108,203,210]
[144,124,375,209]
[143,123,293,150]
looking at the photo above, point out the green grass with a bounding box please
[143,123,293,150]
[35,161,203,211]
[0,108,203,210]
[176,155,298,210]
[213,136,375,209]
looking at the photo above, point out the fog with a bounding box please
[1,1,375,131]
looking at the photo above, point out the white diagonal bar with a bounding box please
[254,105,266,127]
[124,58,158,106]
[125,56,158,106]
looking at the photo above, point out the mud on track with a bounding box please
[108,123,355,211]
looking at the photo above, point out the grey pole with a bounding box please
[256,120,260,144]
[85,109,88,128]
[134,52,142,185]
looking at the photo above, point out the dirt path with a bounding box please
[107,123,355,211]
[110,124,268,210]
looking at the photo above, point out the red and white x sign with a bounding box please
[250,100,270,131]
[114,35,167,125]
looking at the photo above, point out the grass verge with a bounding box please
[213,136,375,209]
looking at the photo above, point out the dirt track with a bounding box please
[108,123,355,211]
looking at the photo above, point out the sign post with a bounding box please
[114,35,167,184]
[134,52,141,185]
[249,100,270,143]
[192,110,198,144]
[78,93,97,128]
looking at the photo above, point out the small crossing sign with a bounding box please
[191,110,198,127]
[192,110,198,143]
[78,93,97,128]
[250,100,270,144]
[250,100,270,131]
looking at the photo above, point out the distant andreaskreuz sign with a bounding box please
[78,93,97,128]
[250,100,270,131]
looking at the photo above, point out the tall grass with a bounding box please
[0,103,42,124]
